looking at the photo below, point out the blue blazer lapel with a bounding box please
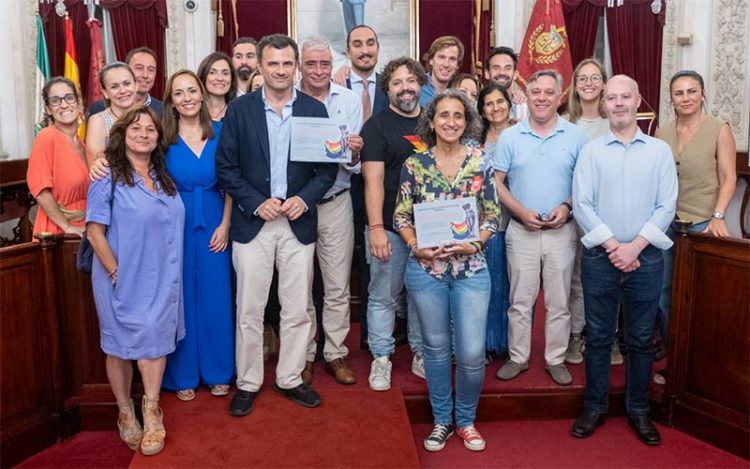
[250,93,271,166]
[374,73,388,112]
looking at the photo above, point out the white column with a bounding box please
[0,0,37,159]
[165,0,216,78]
[493,0,532,50]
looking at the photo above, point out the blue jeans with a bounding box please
[581,245,663,415]
[406,260,490,427]
[365,229,423,358]
[484,231,509,354]
[658,220,708,349]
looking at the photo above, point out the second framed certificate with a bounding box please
[413,197,480,249]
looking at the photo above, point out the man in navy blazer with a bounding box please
[216,34,336,416]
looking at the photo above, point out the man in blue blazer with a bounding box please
[216,34,337,416]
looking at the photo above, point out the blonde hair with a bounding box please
[566,58,607,123]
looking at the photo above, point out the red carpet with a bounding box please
[413,419,748,468]
[128,388,419,468]
[15,430,133,468]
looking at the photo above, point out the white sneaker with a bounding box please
[369,357,392,391]
[412,353,426,380]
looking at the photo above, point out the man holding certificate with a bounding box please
[297,36,363,385]
[492,70,588,386]
[394,89,500,452]
[216,34,336,416]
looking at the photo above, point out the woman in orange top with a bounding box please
[27,77,89,238]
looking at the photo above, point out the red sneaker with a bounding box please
[456,425,486,451]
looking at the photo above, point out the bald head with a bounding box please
[603,74,641,132]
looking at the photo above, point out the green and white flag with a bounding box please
[35,14,51,134]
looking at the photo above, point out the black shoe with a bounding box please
[229,389,257,416]
[393,317,407,346]
[628,414,661,445]
[274,383,321,408]
[571,409,606,438]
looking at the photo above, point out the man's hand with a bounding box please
[546,204,570,229]
[257,198,282,221]
[511,87,527,104]
[280,196,306,221]
[704,218,730,237]
[347,134,363,165]
[520,209,545,231]
[90,158,110,181]
[369,228,391,262]
[332,65,352,86]
[608,241,644,271]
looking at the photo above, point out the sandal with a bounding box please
[141,395,166,456]
[117,399,143,451]
[176,389,195,401]
[210,384,230,396]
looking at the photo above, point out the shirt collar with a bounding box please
[351,70,376,85]
[519,114,566,136]
[604,127,647,145]
[144,94,152,106]
[261,86,297,111]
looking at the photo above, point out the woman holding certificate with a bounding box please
[394,89,500,453]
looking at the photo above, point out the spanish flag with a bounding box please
[63,14,85,140]
[516,0,573,101]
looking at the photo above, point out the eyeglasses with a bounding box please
[576,74,602,84]
[47,94,78,107]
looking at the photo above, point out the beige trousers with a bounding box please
[233,217,315,391]
[505,219,577,366]
[306,192,354,362]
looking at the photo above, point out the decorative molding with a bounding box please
[708,0,749,151]
[658,0,680,126]
[165,0,183,78]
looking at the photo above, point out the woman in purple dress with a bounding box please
[86,106,185,456]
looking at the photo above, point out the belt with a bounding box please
[510,214,572,230]
[180,184,219,229]
[319,188,349,205]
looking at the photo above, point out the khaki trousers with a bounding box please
[505,219,576,366]
[233,217,315,391]
[306,192,354,362]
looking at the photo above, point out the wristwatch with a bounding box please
[712,211,725,220]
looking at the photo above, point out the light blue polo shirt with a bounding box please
[492,116,588,215]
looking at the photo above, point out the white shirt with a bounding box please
[349,70,377,115]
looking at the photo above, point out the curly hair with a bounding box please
[566,58,607,123]
[476,83,513,144]
[162,69,214,146]
[414,89,481,148]
[197,52,238,104]
[377,57,428,95]
[105,106,177,197]
[41,77,79,128]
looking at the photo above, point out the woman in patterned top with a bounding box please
[394,89,500,453]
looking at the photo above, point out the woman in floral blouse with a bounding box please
[394,89,500,453]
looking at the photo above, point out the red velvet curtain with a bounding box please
[473,0,494,77]
[607,1,665,134]
[215,0,288,56]
[102,0,168,99]
[40,1,92,103]
[562,1,603,67]
[418,0,474,73]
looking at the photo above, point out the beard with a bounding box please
[493,75,512,90]
[237,66,252,81]
[392,90,419,113]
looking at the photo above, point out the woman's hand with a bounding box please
[443,242,478,256]
[90,158,110,181]
[63,224,84,238]
[704,218,730,237]
[208,223,230,252]
[413,245,449,260]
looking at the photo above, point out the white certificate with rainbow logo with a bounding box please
[290,117,351,163]
[413,197,480,249]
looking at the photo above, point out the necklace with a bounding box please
[209,101,227,120]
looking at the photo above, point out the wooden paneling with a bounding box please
[664,229,750,459]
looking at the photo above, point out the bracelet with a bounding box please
[369,224,384,231]
[470,241,483,254]
[561,201,573,212]
[107,268,118,279]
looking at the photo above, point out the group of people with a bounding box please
[27,22,737,457]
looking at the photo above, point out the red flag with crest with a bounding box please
[516,0,573,102]
[87,17,105,106]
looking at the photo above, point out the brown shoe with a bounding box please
[326,358,357,385]
[301,361,314,385]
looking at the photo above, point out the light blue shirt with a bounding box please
[419,74,436,107]
[350,71,376,115]
[262,87,297,200]
[493,116,588,215]
[573,129,677,250]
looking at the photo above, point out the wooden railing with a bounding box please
[663,224,750,459]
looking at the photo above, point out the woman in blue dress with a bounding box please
[160,69,234,400]
[86,106,184,456]
[477,84,516,362]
